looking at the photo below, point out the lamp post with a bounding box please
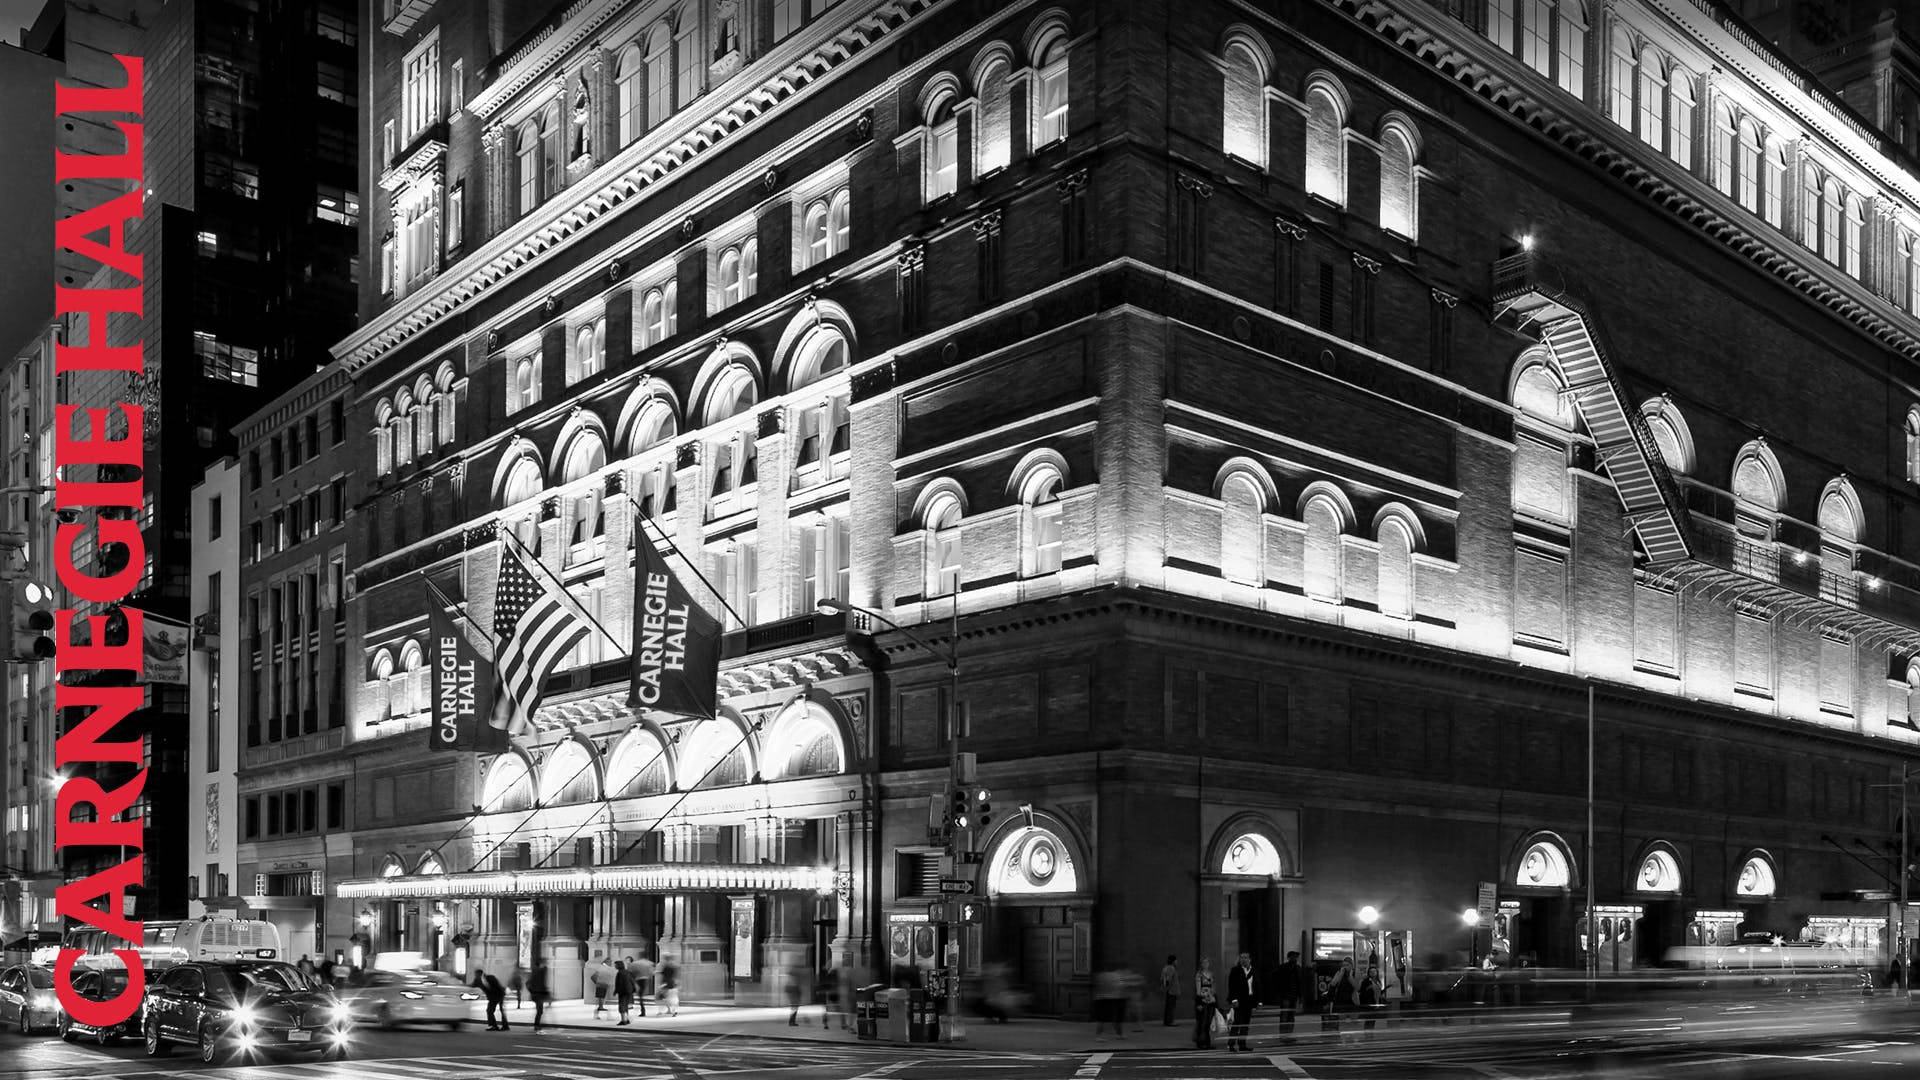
[1462,909,1481,968]
[819,597,964,1042]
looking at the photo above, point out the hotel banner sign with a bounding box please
[427,605,495,753]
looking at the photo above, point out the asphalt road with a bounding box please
[5,1013,1920,1079]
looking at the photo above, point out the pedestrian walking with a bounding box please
[474,968,509,1031]
[1193,956,1218,1049]
[588,953,613,1018]
[1276,951,1310,1044]
[1358,962,1385,1036]
[627,955,654,1017]
[613,960,635,1026]
[1226,951,1258,1052]
[317,957,336,987]
[1321,956,1355,1036]
[1122,966,1145,1031]
[529,960,553,1033]
[1160,955,1181,1026]
[509,963,527,1009]
[296,954,315,978]
[1092,968,1128,1039]
[658,955,681,1016]
[786,958,807,1026]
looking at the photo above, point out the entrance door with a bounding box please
[1235,888,1282,974]
[1021,927,1073,1015]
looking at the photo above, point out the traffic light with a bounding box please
[10,581,54,661]
[949,784,973,830]
[975,787,993,834]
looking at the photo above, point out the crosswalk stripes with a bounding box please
[1264,1055,1310,1078]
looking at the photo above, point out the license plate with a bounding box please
[287,1029,311,1043]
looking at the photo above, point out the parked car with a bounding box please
[0,964,59,1035]
[340,968,478,1029]
[58,966,147,1044]
[142,960,350,1064]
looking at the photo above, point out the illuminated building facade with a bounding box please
[270,0,1920,1016]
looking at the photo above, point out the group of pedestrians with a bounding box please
[1173,951,1384,1051]
[470,955,683,1034]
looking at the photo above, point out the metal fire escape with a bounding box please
[1490,250,1920,656]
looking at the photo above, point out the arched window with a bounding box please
[1516,838,1572,887]
[1304,81,1346,206]
[1636,849,1681,893]
[641,282,677,346]
[1379,121,1418,240]
[391,390,415,468]
[1710,104,1735,195]
[922,485,965,597]
[1302,492,1345,603]
[804,201,831,266]
[541,740,600,805]
[500,452,544,553]
[1512,359,1573,522]
[717,240,758,308]
[541,105,563,202]
[569,319,606,385]
[828,189,851,255]
[672,3,699,111]
[1220,470,1266,586]
[703,365,757,426]
[788,328,849,392]
[509,353,540,414]
[615,44,644,146]
[1556,1,1587,97]
[396,640,426,719]
[1608,29,1635,129]
[561,433,608,550]
[626,398,678,458]
[976,54,1012,174]
[644,22,673,130]
[1822,180,1843,266]
[1763,140,1787,227]
[1735,853,1776,898]
[372,400,394,475]
[370,649,395,721]
[679,718,751,789]
[1017,459,1065,578]
[435,363,458,445]
[481,755,534,814]
[1907,235,1920,316]
[764,703,847,780]
[924,83,959,202]
[415,852,446,876]
[1737,119,1762,211]
[988,824,1080,896]
[1376,511,1418,620]
[1731,444,1783,559]
[1641,398,1694,476]
[1221,36,1268,168]
[606,730,670,797]
[1636,48,1664,149]
[1845,194,1866,278]
[1031,22,1070,147]
[1220,833,1282,877]
[1906,407,1920,482]
[1667,67,1695,167]
[516,121,540,216]
[412,381,434,460]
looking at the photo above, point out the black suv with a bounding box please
[143,960,351,1064]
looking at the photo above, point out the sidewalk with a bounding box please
[467,997,1199,1053]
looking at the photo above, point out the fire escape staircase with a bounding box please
[1490,251,1920,656]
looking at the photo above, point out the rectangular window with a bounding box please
[1350,259,1376,345]
[1609,47,1633,128]
[772,0,803,40]
[898,248,926,334]
[975,212,1003,304]
[245,798,260,839]
[1317,262,1336,331]
[449,58,465,115]
[383,119,396,164]
[316,4,355,45]
[1520,0,1551,72]
[1274,220,1301,315]
[1632,582,1677,674]
[674,22,699,110]
[208,496,223,539]
[447,183,464,250]
[1734,607,1774,696]
[326,783,344,829]
[1429,290,1455,375]
[330,399,346,444]
[1556,13,1585,98]
[934,527,961,597]
[402,31,441,142]
[1820,632,1854,713]
[301,789,317,833]
[267,795,281,836]
[1032,504,1063,575]
[315,184,359,228]
[1513,543,1567,650]
[927,121,958,201]
[315,61,353,106]
[1174,179,1206,274]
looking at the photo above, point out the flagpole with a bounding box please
[422,576,491,653]
[530,742,673,869]
[625,495,746,630]
[500,524,630,658]
[612,719,763,864]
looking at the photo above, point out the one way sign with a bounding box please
[938,879,976,894]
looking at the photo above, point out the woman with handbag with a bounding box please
[1192,956,1218,1049]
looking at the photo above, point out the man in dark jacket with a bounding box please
[613,960,635,1025]
[1275,951,1312,1043]
[1226,952,1258,1052]
[473,968,509,1031]
[529,961,553,1033]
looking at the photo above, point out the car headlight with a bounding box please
[30,992,56,1009]
[459,992,479,1001]
[328,1003,352,1024]
[400,990,426,1000]
[228,1004,258,1028]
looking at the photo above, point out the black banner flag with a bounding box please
[629,523,721,718]
[427,603,494,752]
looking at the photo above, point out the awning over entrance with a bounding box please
[338,863,836,900]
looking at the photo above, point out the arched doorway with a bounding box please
[1503,833,1579,969]
[982,817,1089,1017]
[1208,830,1288,976]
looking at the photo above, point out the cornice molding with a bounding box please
[469,0,636,120]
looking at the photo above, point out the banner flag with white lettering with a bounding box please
[628,523,721,718]
[140,613,190,684]
[427,603,493,753]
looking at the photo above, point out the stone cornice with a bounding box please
[334,0,935,374]
[1333,0,1920,366]
[469,0,636,120]
[235,363,351,443]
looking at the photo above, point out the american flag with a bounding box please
[488,540,591,737]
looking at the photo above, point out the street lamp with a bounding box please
[1358,906,1380,928]
[818,596,965,1042]
[1462,909,1481,968]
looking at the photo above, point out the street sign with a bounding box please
[959,851,984,865]
[938,879,975,894]
[1476,881,1496,926]
[927,902,956,922]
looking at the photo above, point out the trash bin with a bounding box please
[881,988,913,1041]
[855,984,883,1040]
[908,988,938,1043]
